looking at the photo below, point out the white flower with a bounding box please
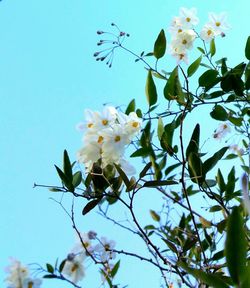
[62,254,85,284]
[95,237,116,262]
[169,16,184,36]
[71,232,94,256]
[77,142,102,172]
[208,12,230,35]
[229,144,244,156]
[81,108,100,134]
[171,30,196,52]
[179,7,199,28]
[5,259,29,287]
[213,122,231,140]
[200,24,216,42]
[102,124,131,165]
[94,106,118,131]
[169,44,189,64]
[241,173,250,215]
[5,259,42,288]
[117,111,142,138]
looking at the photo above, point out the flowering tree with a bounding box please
[5,7,250,288]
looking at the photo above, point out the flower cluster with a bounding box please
[77,106,142,174]
[169,7,198,63]
[200,12,230,42]
[5,259,42,288]
[62,231,117,284]
[168,7,230,63]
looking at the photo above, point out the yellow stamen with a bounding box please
[207,30,212,36]
[102,119,108,125]
[186,17,191,22]
[182,39,187,45]
[97,136,104,144]
[132,122,139,128]
[178,28,182,33]
[215,21,221,27]
[83,241,90,248]
[28,282,33,288]
[71,263,78,273]
[114,135,121,142]
[88,123,94,128]
[104,244,110,251]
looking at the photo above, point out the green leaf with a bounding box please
[82,199,101,215]
[59,259,66,272]
[165,162,182,176]
[160,120,176,156]
[199,69,219,91]
[55,165,74,191]
[187,56,202,77]
[209,205,223,212]
[143,180,178,187]
[241,265,250,288]
[178,262,229,288]
[203,147,228,175]
[228,116,243,126]
[150,210,160,221]
[49,187,65,192]
[43,274,57,279]
[186,124,200,159]
[46,263,54,273]
[216,169,226,193]
[212,250,225,261]
[125,99,135,115]
[245,36,250,60]
[153,29,166,59]
[221,63,246,96]
[139,162,152,178]
[225,206,247,285]
[197,47,205,54]
[221,58,228,75]
[225,167,236,201]
[157,117,164,140]
[162,238,178,254]
[210,105,228,121]
[130,147,152,158]
[210,38,216,57]
[188,152,204,184]
[72,171,82,188]
[145,70,157,106]
[111,260,120,278]
[114,163,130,189]
[164,66,185,104]
[63,150,73,181]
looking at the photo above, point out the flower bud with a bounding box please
[88,230,97,239]
[67,253,75,261]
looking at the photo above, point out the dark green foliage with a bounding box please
[225,206,247,285]
[153,29,166,59]
[145,70,158,106]
[187,56,202,77]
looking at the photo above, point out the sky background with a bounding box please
[1,0,250,287]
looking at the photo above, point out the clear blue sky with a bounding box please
[0,1,249,287]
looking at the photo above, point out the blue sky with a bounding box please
[1,1,249,287]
